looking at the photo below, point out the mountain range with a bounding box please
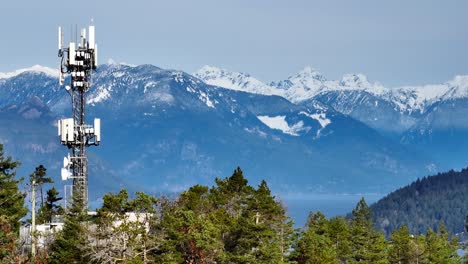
[0,63,466,206]
[195,66,468,168]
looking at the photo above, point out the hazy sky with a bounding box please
[1,0,467,86]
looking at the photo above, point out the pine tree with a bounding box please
[0,144,27,261]
[47,189,90,264]
[209,167,255,262]
[408,234,427,264]
[350,197,388,264]
[31,165,52,209]
[328,216,352,263]
[368,231,388,264]
[350,198,373,263]
[292,211,337,264]
[158,185,222,263]
[388,225,412,264]
[424,224,460,264]
[229,180,293,263]
[37,187,64,224]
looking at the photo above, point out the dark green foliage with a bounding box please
[156,167,293,263]
[0,144,27,261]
[291,212,337,264]
[37,187,64,224]
[388,225,412,264]
[0,160,461,263]
[424,224,460,264]
[328,216,352,262]
[291,196,461,264]
[371,168,468,236]
[30,165,53,209]
[349,198,388,263]
[47,190,90,264]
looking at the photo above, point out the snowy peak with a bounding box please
[194,65,282,96]
[0,65,59,79]
[442,75,468,99]
[274,67,329,103]
[290,66,326,82]
[195,65,468,113]
[340,74,370,88]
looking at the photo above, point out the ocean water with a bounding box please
[280,193,384,227]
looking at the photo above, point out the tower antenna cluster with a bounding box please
[57,23,100,209]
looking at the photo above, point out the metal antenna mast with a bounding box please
[57,23,100,209]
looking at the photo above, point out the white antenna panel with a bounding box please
[63,156,69,168]
[58,27,62,50]
[60,119,67,142]
[58,120,61,136]
[61,167,72,181]
[60,118,74,142]
[94,118,101,142]
[69,42,76,65]
[88,25,95,49]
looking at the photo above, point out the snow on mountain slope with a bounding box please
[281,70,386,103]
[0,65,58,79]
[194,66,283,96]
[299,111,331,128]
[385,84,449,113]
[0,63,440,195]
[440,75,468,100]
[257,115,309,136]
[195,65,468,114]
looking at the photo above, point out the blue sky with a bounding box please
[1,0,467,86]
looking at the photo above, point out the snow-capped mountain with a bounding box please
[193,65,283,96]
[0,63,434,201]
[0,65,58,80]
[194,65,468,135]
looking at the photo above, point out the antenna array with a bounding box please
[57,23,100,208]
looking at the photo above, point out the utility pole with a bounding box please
[57,23,100,209]
[31,178,36,258]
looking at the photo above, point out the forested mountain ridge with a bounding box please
[0,64,433,200]
[371,167,468,237]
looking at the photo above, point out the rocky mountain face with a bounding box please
[195,66,468,134]
[0,63,458,204]
[196,65,468,171]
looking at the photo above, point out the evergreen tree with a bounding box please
[328,216,352,263]
[47,189,90,264]
[371,168,468,236]
[388,225,412,264]
[31,165,52,209]
[155,168,293,263]
[425,224,460,264]
[292,211,337,264]
[209,167,256,262]
[37,187,64,224]
[251,180,293,263]
[226,180,292,263]
[211,168,293,263]
[408,234,427,264]
[0,144,27,261]
[350,197,388,264]
[368,231,388,264]
[158,185,223,263]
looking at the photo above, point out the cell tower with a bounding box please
[57,23,100,209]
